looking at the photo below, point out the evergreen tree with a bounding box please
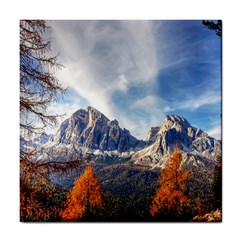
[212,155,222,209]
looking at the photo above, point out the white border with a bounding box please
[1,0,240,239]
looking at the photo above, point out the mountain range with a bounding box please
[34,106,221,169]
[21,106,221,218]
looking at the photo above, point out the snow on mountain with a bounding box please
[34,132,52,145]
[20,132,52,152]
[132,114,221,168]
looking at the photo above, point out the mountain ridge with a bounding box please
[35,106,221,169]
[51,106,143,152]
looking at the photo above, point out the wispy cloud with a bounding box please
[46,101,86,133]
[179,92,221,110]
[47,20,221,140]
[132,95,159,109]
[165,91,221,112]
[50,20,159,138]
[131,95,166,137]
[207,125,222,139]
[113,74,128,93]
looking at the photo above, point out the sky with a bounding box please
[47,20,221,140]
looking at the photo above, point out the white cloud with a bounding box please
[47,21,221,140]
[166,91,221,112]
[131,95,166,138]
[51,20,158,89]
[131,95,170,115]
[180,92,221,110]
[45,101,85,134]
[47,102,82,119]
[163,106,175,112]
[207,125,222,139]
[131,95,159,109]
[115,74,128,93]
[49,20,159,137]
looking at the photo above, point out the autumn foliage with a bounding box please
[20,152,80,221]
[61,165,103,221]
[150,145,189,219]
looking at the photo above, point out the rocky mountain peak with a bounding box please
[47,106,143,155]
[37,107,221,170]
[86,106,102,115]
[86,106,109,126]
[160,114,191,132]
[146,127,160,141]
[108,119,119,126]
[133,114,221,168]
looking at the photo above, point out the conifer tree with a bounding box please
[150,145,189,220]
[61,165,103,221]
[212,155,222,209]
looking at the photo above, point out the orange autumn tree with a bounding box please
[61,165,103,221]
[150,145,190,219]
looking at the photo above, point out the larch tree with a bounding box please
[61,165,103,221]
[150,145,190,220]
[20,20,81,221]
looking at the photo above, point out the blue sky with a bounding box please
[47,20,221,140]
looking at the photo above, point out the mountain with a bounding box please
[20,132,52,153]
[38,106,144,162]
[33,132,52,145]
[133,114,221,168]
[146,126,160,142]
[32,106,221,219]
[37,106,221,169]
[52,106,143,151]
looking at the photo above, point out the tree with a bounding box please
[20,151,81,221]
[150,145,189,220]
[212,155,222,209]
[61,165,103,221]
[19,20,81,221]
[202,20,222,37]
[20,20,65,138]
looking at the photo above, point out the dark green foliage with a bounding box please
[186,167,215,213]
[95,155,131,165]
[212,155,222,209]
[87,194,154,222]
[150,204,192,222]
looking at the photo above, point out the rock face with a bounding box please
[52,106,142,152]
[39,106,144,162]
[192,209,222,222]
[146,127,160,142]
[132,114,221,168]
